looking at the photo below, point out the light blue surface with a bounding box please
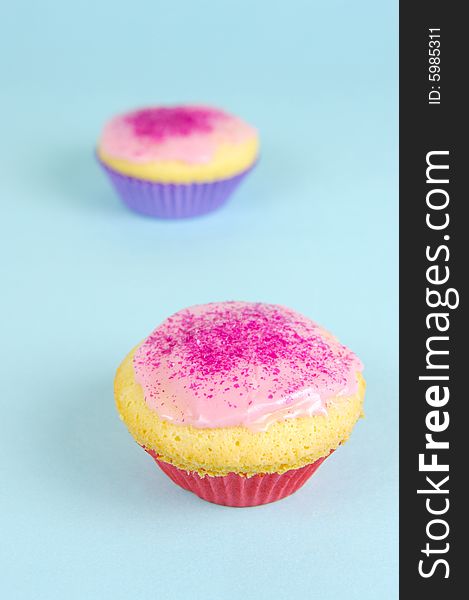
[1,1,397,598]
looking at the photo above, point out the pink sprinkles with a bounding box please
[125,106,224,141]
[133,302,363,431]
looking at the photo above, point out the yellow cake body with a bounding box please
[115,348,365,477]
[98,136,259,184]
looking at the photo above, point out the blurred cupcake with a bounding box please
[97,105,259,218]
[114,302,365,507]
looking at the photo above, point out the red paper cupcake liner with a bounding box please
[144,447,331,507]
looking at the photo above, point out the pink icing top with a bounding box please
[133,302,363,432]
[99,105,257,164]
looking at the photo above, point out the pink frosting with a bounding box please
[133,302,363,432]
[99,105,257,164]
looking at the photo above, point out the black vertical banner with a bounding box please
[400,2,465,596]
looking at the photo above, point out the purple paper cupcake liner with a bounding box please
[99,160,255,219]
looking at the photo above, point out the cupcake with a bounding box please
[114,302,365,507]
[97,105,259,218]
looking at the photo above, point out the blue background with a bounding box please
[1,1,397,598]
